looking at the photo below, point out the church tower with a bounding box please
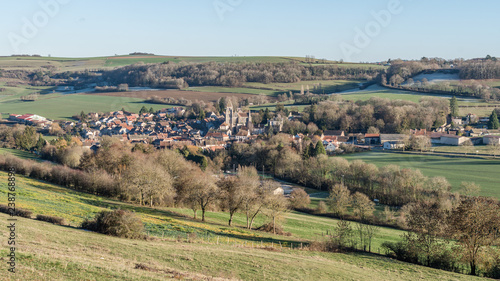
[225,99,234,129]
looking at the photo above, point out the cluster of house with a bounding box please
[64,101,286,151]
[8,114,52,127]
[8,106,499,152]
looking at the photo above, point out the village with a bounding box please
[7,99,500,154]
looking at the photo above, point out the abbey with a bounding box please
[220,100,252,135]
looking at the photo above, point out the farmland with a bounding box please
[0,55,366,72]
[340,152,500,199]
[0,93,174,120]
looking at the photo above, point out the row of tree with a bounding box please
[383,199,499,277]
[99,61,382,88]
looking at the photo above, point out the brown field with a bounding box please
[91,89,266,103]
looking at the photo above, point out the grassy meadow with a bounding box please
[340,152,500,199]
[0,92,173,120]
[0,213,481,281]
[0,55,357,72]
[0,171,406,251]
[0,170,485,280]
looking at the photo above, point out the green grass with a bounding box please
[0,170,408,251]
[0,148,40,160]
[0,170,484,280]
[0,93,173,120]
[0,55,352,72]
[0,213,481,281]
[340,152,500,199]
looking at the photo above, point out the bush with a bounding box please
[382,241,419,264]
[315,200,328,214]
[36,214,66,225]
[81,209,144,239]
[0,204,32,218]
[256,222,292,236]
[289,188,311,209]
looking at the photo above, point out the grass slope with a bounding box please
[340,152,500,199]
[0,213,481,281]
[0,171,405,250]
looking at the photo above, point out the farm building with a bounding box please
[440,135,467,146]
[484,135,500,145]
[380,134,408,144]
[383,141,405,150]
[364,134,380,144]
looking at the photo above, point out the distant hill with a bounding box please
[0,55,385,72]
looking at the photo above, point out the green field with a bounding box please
[0,171,484,280]
[0,55,360,72]
[0,148,40,160]
[340,152,500,199]
[0,93,173,120]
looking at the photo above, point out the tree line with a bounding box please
[99,61,382,88]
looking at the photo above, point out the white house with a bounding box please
[383,141,405,150]
[323,141,337,152]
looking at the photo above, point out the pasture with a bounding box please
[0,93,174,120]
[0,170,407,251]
[0,170,484,280]
[0,55,356,72]
[0,212,479,281]
[340,152,500,199]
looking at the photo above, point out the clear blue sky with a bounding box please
[0,0,498,62]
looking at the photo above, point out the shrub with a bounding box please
[289,188,311,209]
[315,200,328,214]
[36,214,66,225]
[256,222,291,236]
[0,204,32,218]
[81,209,144,239]
[382,241,419,264]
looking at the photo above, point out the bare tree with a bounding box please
[122,155,174,207]
[448,197,500,276]
[184,171,219,222]
[262,181,289,235]
[327,183,351,216]
[352,192,375,221]
[289,188,310,209]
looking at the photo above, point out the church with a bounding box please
[219,100,252,135]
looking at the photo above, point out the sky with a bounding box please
[0,0,499,62]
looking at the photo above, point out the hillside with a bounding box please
[0,214,483,281]
[0,55,383,72]
[0,169,489,280]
